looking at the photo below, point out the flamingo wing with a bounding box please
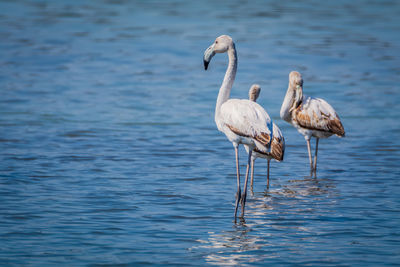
[270,123,285,161]
[294,96,345,136]
[220,99,273,148]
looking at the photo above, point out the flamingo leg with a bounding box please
[306,139,313,173]
[240,150,252,217]
[267,159,270,190]
[313,138,319,174]
[234,145,241,220]
[250,157,255,189]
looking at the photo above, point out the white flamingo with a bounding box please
[203,35,273,219]
[245,84,285,189]
[280,71,345,174]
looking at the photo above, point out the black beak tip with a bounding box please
[204,60,209,70]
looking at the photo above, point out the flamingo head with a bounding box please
[249,84,261,102]
[204,35,234,70]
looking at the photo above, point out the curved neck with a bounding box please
[215,44,237,121]
[280,85,295,122]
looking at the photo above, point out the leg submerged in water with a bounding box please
[250,156,255,189]
[240,150,252,217]
[267,159,270,189]
[306,138,313,174]
[313,138,319,174]
[234,145,241,220]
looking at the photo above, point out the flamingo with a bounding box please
[203,35,273,219]
[280,71,345,174]
[245,84,285,190]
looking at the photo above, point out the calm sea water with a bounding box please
[1,0,400,265]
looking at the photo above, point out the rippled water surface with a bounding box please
[1,0,400,265]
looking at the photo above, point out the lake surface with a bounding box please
[1,0,400,265]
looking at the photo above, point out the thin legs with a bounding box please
[234,145,252,220]
[306,139,313,172]
[250,157,271,190]
[306,137,320,175]
[250,158,255,189]
[240,150,252,217]
[234,145,241,219]
[313,138,319,172]
[267,159,270,189]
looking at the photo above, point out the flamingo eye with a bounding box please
[215,41,218,44]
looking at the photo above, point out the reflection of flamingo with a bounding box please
[203,35,273,219]
[280,71,345,174]
[245,84,285,189]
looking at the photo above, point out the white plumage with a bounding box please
[219,99,273,152]
[203,35,273,219]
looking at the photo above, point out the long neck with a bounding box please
[215,45,237,122]
[280,85,295,123]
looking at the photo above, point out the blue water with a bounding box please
[1,0,400,265]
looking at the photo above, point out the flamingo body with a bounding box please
[280,71,344,174]
[219,98,273,152]
[203,35,273,219]
[244,84,285,189]
[291,96,344,139]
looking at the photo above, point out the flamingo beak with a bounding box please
[295,85,302,102]
[203,44,215,70]
[289,85,302,113]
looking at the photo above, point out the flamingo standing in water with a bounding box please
[245,84,285,189]
[203,35,273,219]
[280,71,345,174]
